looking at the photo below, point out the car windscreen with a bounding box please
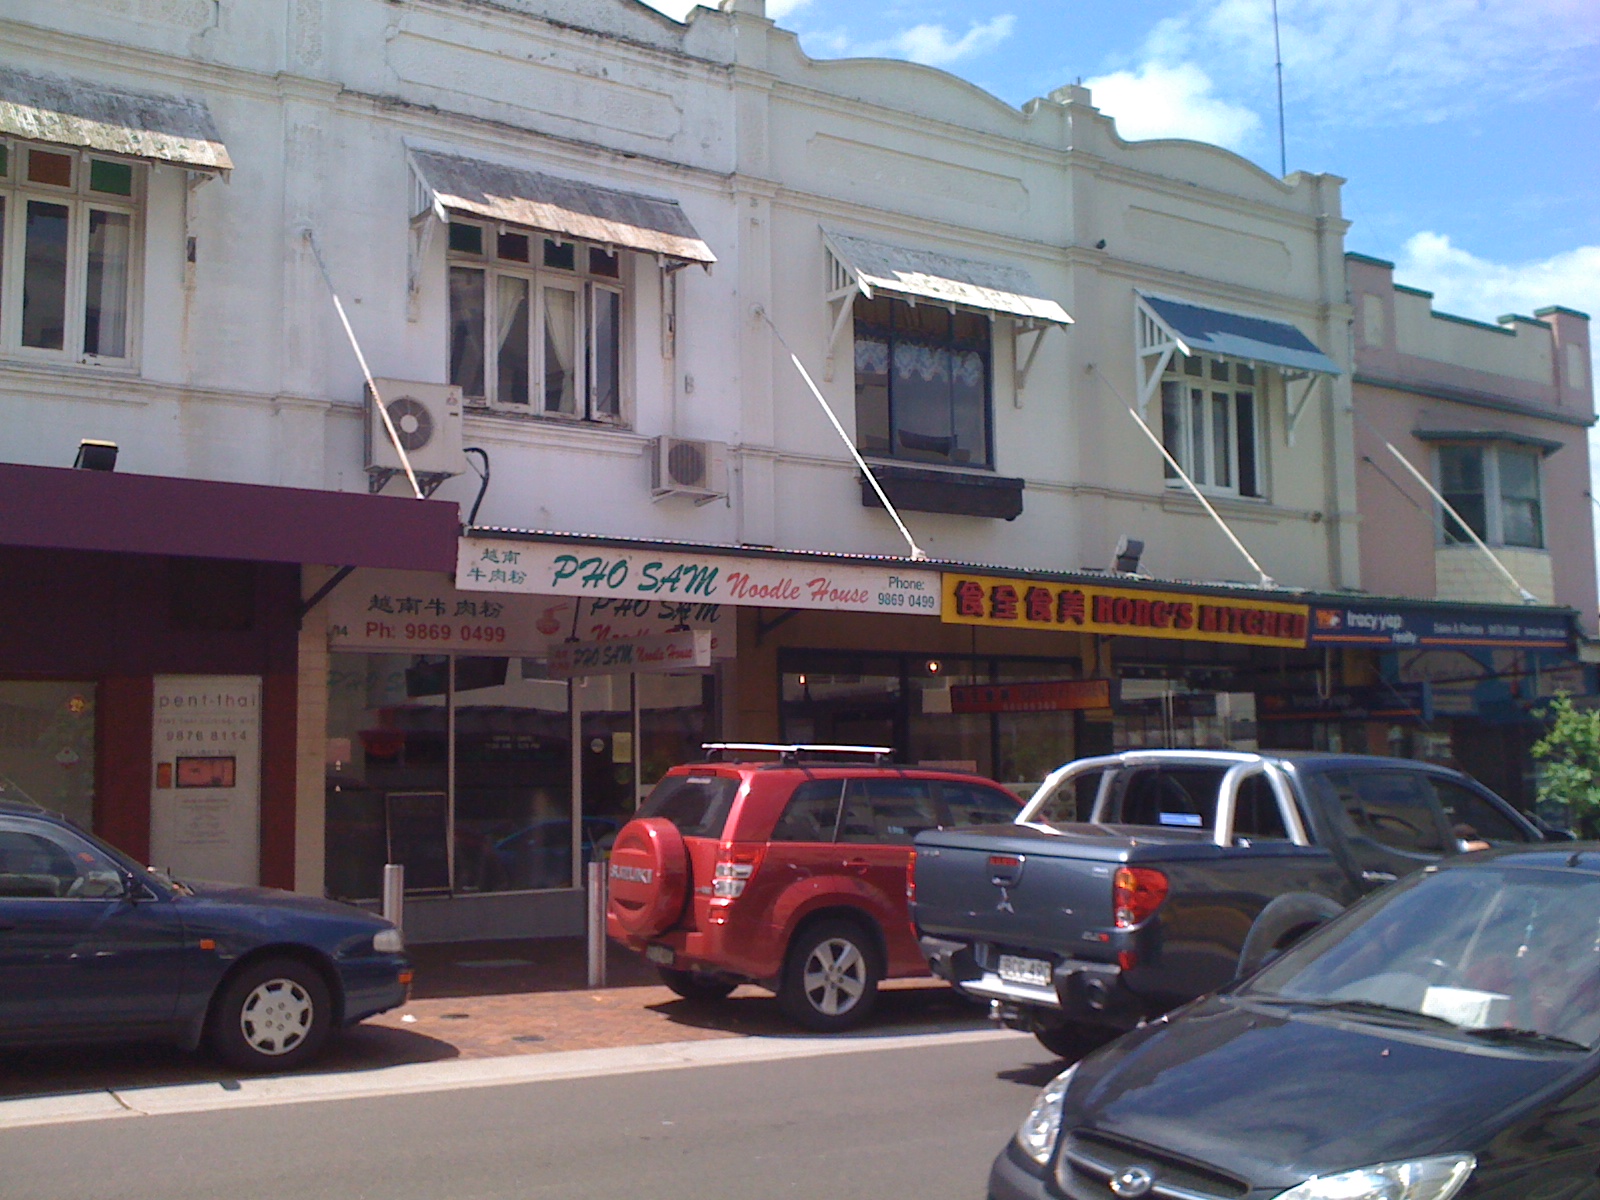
[1240,864,1600,1050]
[636,773,741,838]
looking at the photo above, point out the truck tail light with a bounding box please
[712,846,765,898]
[1113,866,1168,929]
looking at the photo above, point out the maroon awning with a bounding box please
[0,462,459,571]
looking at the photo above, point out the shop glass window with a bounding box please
[447,221,624,422]
[771,780,845,842]
[839,778,938,845]
[0,682,96,829]
[1438,444,1544,549]
[1159,355,1261,497]
[854,294,992,468]
[1,141,140,364]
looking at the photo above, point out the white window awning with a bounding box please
[1137,292,1339,377]
[0,67,231,174]
[409,148,715,267]
[822,228,1072,325]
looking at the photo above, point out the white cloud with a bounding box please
[1160,0,1600,127]
[766,0,811,20]
[823,15,1017,67]
[1396,231,1600,388]
[1083,61,1260,151]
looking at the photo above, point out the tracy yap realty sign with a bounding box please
[1309,602,1573,650]
[456,537,941,615]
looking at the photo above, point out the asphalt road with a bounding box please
[0,1029,1058,1200]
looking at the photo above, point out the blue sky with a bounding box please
[643,0,1600,374]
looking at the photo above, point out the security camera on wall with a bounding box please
[1113,536,1145,575]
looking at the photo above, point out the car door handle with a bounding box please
[1361,870,1398,884]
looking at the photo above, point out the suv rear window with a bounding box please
[637,773,741,838]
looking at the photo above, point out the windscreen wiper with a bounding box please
[1462,1026,1588,1052]
[1244,995,1460,1030]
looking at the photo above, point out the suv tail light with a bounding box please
[1113,866,1168,929]
[712,846,766,898]
[907,852,917,903]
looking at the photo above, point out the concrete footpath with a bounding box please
[0,938,997,1115]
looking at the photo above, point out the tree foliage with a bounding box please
[1531,694,1600,833]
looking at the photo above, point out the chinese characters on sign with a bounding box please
[456,538,941,615]
[941,574,1310,648]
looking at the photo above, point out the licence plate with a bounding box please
[645,944,675,966]
[998,954,1052,987]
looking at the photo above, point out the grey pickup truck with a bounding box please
[911,749,1550,1058]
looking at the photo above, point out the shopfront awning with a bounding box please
[408,148,716,266]
[1136,292,1339,376]
[0,67,232,174]
[822,229,1072,325]
[0,462,459,571]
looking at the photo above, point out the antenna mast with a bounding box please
[1272,0,1287,177]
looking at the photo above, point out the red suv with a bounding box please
[606,744,1022,1030]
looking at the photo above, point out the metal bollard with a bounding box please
[382,862,404,931]
[586,859,607,989]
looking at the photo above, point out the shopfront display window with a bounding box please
[325,651,714,901]
[0,682,95,828]
[780,652,1081,798]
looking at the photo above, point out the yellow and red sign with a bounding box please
[941,574,1309,648]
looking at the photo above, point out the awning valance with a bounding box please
[409,148,715,267]
[1137,292,1339,376]
[0,462,460,571]
[0,67,231,173]
[823,228,1072,325]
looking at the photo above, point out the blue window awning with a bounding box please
[1138,292,1340,376]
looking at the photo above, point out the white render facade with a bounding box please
[0,0,1358,592]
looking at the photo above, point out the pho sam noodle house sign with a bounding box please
[457,537,942,614]
[325,568,730,657]
[548,630,712,678]
[941,574,1310,649]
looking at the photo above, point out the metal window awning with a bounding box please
[823,228,1072,325]
[1137,292,1339,377]
[1412,428,1565,455]
[0,67,231,174]
[408,148,716,267]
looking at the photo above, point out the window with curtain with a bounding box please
[1437,443,1544,549]
[1158,353,1263,498]
[447,220,626,423]
[0,140,140,365]
[853,294,992,468]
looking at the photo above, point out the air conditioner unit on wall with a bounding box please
[365,379,466,477]
[651,436,728,500]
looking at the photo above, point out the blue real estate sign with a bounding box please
[1308,601,1573,650]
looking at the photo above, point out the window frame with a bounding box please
[852,293,995,470]
[1158,353,1264,499]
[445,218,628,425]
[1435,442,1545,550]
[0,139,144,369]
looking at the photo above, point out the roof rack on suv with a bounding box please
[700,742,896,766]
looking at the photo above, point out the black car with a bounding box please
[0,801,411,1071]
[992,845,1600,1200]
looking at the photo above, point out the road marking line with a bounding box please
[0,1027,1028,1130]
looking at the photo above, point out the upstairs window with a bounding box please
[1437,444,1543,549]
[1159,354,1261,497]
[0,141,141,365]
[854,295,992,468]
[447,221,624,422]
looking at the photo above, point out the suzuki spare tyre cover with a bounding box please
[608,817,689,937]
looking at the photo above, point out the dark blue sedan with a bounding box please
[0,801,411,1071]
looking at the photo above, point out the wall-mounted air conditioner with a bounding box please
[365,379,465,477]
[651,436,728,501]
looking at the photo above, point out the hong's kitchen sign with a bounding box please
[941,574,1309,649]
[457,538,941,615]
